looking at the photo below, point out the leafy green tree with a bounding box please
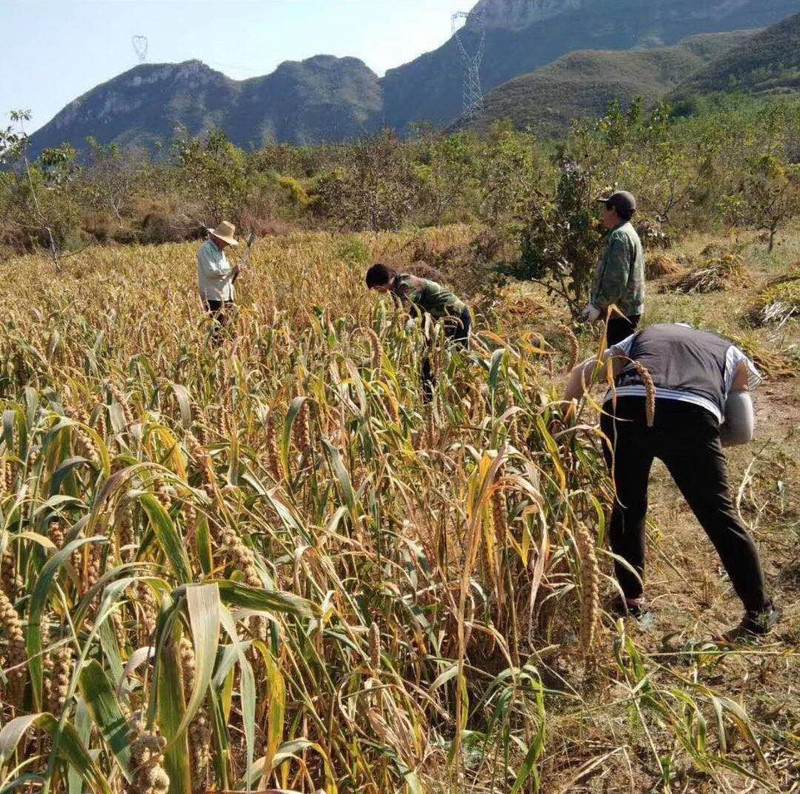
[626,103,696,224]
[569,99,705,228]
[174,129,248,223]
[413,130,481,225]
[0,113,29,165]
[479,122,543,225]
[310,130,419,231]
[569,98,644,188]
[505,159,603,319]
[726,153,800,252]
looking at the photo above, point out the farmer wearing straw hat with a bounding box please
[582,190,645,346]
[563,323,779,640]
[197,220,239,332]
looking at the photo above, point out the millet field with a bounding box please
[0,222,798,794]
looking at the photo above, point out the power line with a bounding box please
[451,9,485,119]
[131,35,148,64]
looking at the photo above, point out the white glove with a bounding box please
[581,304,601,323]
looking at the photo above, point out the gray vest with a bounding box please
[615,324,734,418]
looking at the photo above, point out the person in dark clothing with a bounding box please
[582,191,646,346]
[366,264,471,402]
[564,323,779,639]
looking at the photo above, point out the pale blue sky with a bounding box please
[1,0,472,132]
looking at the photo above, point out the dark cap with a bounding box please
[597,190,637,216]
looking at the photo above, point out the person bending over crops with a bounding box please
[366,264,472,402]
[582,191,645,346]
[564,322,779,640]
[197,220,239,338]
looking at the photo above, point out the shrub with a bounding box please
[135,199,205,244]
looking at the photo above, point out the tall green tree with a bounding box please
[506,159,603,319]
[174,129,248,223]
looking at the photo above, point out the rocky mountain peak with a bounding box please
[467,0,582,30]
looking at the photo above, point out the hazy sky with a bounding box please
[1,0,472,133]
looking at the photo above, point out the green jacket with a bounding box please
[591,221,645,318]
[394,274,467,319]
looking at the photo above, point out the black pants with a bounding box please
[600,397,769,613]
[422,308,472,403]
[606,314,640,347]
[203,299,234,341]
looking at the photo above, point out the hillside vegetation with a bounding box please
[671,12,800,103]
[457,31,754,137]
[5,95,800,264]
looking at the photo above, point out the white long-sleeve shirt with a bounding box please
[197,239,235,302]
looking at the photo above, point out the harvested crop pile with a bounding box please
[646,252,683,279]
[746,270,800,327]
[730,334,798,379]
[501,292,550,319]
[664,254,746,294]
[495,292,554,350]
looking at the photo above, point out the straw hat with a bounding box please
[208,220,239,246]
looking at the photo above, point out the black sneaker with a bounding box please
[610,595,647,620]
[723,603,781,642]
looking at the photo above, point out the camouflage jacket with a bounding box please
[590,221,645,318]
[393,274,467,319]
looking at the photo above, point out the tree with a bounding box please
[479,121,543,225]
[174,129,248,223]
[310,130,419,231]
[0,114,28,164]
[568,99,705,228]
[728,153,800,252]
[83,137,140,221]
[0,110,80,270]
[627,103,696,225]
[569,98,644,188]
[505,159,603,319]
[412,130,481,225]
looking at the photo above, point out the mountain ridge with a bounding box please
[30,56,384,153]
[384,0,800,131]
[27,0,800,154]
